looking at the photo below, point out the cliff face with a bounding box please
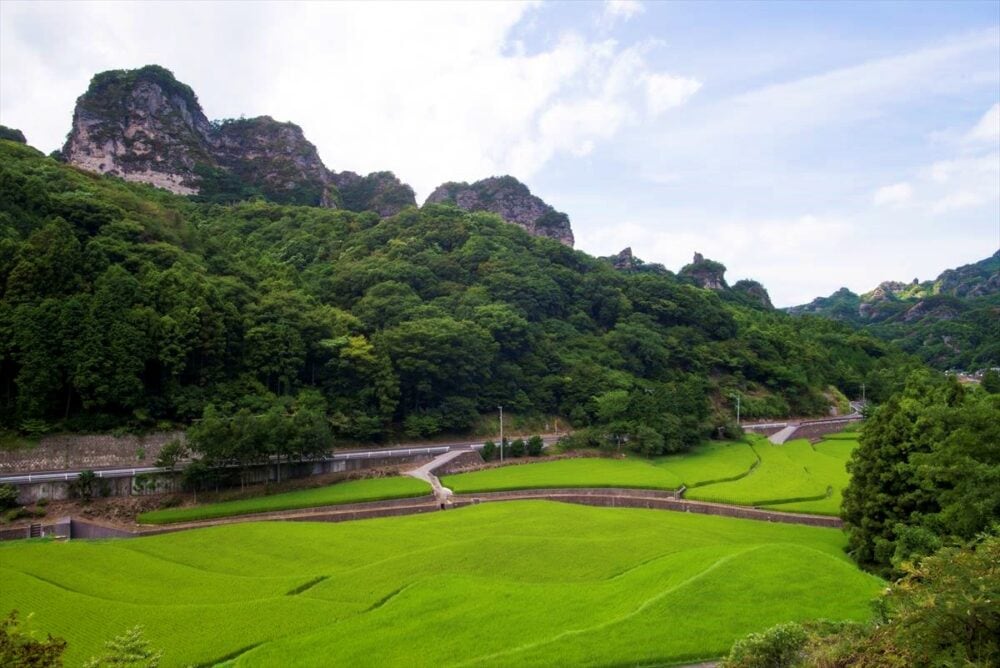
[425,176,575,246]
[331,170,416,218]
[211,116,334,207]
[62,66,214,195]
[678,252,728,290]
[61,65,415,214]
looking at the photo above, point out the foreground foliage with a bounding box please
[723,533,1000,667]
[842,370,1000,574]
[0,502,881,666]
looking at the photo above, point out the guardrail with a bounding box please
[0,445,458,485]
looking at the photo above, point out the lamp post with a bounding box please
[498,405,504,462]
[731,392,741,426]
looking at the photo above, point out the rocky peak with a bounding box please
[60,65,417,215]
[331,170,416,218]
[211,116,334,206]
[62,66,214,195]
[612,247,636,270]
[0,125,27,144]
[424,176,574,246]
[731,279,773,309]
[679,252,727,290]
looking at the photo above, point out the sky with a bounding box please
[1,0,998,306]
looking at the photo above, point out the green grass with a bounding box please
[138,476,431,524]
[441,457,685,493]
[442,440,758,495]
[0,501,881,667]
[686,436,858,515]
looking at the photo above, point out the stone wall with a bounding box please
[0,431,185,473]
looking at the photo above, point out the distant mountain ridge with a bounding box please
[59,65,574,244]
[788,251,1000,369]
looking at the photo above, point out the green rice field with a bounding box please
[442,434,857,516]
[686,436,858,515]
[138,476,431,525]
[0,501,881,667]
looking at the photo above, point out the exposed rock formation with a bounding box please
[731,279,773,309]
[425,176,574,246]
[679,252,728,290]
[611,247,637,270]
[62,65,213,195]
[0,125,27,144]
[61,65,416,214]
[331,170,416,218]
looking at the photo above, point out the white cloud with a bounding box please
[602,0,644,24]
[873,182,913,207]
[644,73,702,116]
[0,1,698,201]
[966,103,1000,143]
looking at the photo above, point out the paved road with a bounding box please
[405,450,469,504]
[768,425,799,444]
[0,436,560,485]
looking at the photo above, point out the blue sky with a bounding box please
[2,0,998,305]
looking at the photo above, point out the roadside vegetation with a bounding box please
[0,501,881,667]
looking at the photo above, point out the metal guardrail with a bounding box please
[0,445,458,485]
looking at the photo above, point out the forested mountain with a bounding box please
[0,137,914,448]
[788,252,1000,369]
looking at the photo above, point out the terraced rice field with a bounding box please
[441,440,758,494]
[138,476,431,524]
[0,501,881,667]
[684,435,857,515]
[443,434,857,516]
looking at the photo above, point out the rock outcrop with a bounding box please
[331,170,416,218]
[0,125,27,144]
[61,65,416,214]
[425,176,574,246]
[678,252,728,290]
[731,279,773,309]
[62,65,214,195]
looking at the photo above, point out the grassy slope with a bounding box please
[0,501,881,667]
[138,476,431,524]
[441,457,685,493]
[685,436,857,515]
[441,440,759,494]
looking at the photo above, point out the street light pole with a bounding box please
[498,405,504,462]
[731,393,741,425]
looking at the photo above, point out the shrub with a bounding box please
[0,610,67,667]
[723,622,807,668]
[527,435,544,457]
[35,497,48,508]
[481,441,496,461]
[0,484,19,510]
[72,470,98,502]
[509,438,526,458]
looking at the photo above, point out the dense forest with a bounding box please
[0,139,916,449]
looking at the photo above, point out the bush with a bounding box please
[527,435,544,457]
[723,622,807,668]
[509,438,526,458]
[0,610,67,667]
[72,470,98,502]
[481,441,496,461]
[0,484,19,510]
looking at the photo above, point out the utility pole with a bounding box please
[498,405,504,462]
[861,383,866,404]
[731,393,741,425]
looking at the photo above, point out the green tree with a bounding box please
[0,611,66,668]
[84,626,162,668]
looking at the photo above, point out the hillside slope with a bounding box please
[0,139,912,446]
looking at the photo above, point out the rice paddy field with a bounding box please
[138,476,431,524]
[0,501,881,667]
[443,433,858,516]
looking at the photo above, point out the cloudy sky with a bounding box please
[2,0,998,305]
